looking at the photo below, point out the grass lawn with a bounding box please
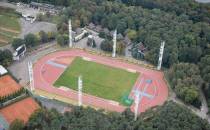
[0,7,20,46]
[54,57,139,104]
[0,15,20,31]
[0,7,21,31]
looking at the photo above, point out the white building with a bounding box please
[13,44,26,61]
[74,29,88,42]
[0,65,8,76]
[22,13,36,23]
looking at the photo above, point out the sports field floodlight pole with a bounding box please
[112,29,117,58]
[157,41,165,70]
[69,19,73,48]
[134,91,140,121]
[133,79,153,121]
[28,61,34,92]
[78,76,83,106]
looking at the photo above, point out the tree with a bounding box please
[100,39,113,52]
[199,55,210,86]
[24,33,38,47]
[47,32,56,40]
[9,119,24,130]
[11,38,25,50]
[25,102,210,130]
[56,34,65,46]
[36,13,45,21]
[87,37,96,48]
[39,31,48,43]
[199,55,210,110]
[56,34,69,46]
[116,41,126,55]
[0,49,13,67]
[179,45,202,63]
[126,29,137,41]
[117,21,127,34]
[168,63,203,106]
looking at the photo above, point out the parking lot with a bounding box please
[19,18,57,38]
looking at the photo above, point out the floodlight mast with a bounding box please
[28,61,34,92]
[69,19,73,48]
[157,41,165,70]
[112,30,117,58]
[134,91,140,121]
[78,76,83,106]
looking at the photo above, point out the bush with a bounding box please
[11,38,25,50]
[24,33,38,47]
[99,31,106,38]
[87,38,96,48]
[100,39,113,52]
[47,32,56,40]
[36,13,45,21]
[0,49,13,67]
[99,31,112,40]
[0,87,27,104]
[56,34,69,46]
[9,119,24,130]
[116,41,126,55]
[39,31,48,43]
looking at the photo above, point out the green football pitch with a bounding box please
[54,57,139,104]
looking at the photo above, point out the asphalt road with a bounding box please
[195,0,210,3]
[35,95,72,113]
[8,42,57,85]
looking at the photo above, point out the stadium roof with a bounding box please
[0,97,40,124]
[0,75,21,97]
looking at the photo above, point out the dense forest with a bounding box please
[9,0,210,65]
[120,0,210,23]
[7,0,210,119]
[168,63,203,107]
[48,0,210,107]
[10,101,210,130]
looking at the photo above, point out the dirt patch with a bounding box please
[0,27,20,34]
[0,38,8,43]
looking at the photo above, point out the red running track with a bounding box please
[33,49,168,113]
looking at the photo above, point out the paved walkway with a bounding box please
[8,42,57,85]
[169,90,210,123]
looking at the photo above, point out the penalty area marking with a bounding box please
[127,68,137,73]
[82,57,92,61]
[59,86,70,91]
[47,60,67,69]
[108,100,119,106]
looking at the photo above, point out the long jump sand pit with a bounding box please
[33,49,168,113]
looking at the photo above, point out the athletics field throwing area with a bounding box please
[33,49,168,113]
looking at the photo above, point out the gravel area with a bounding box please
[8,42,57,85]
[35,95,72,113]
[19,18,57,38]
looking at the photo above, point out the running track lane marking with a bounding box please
[46,60,67,69]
